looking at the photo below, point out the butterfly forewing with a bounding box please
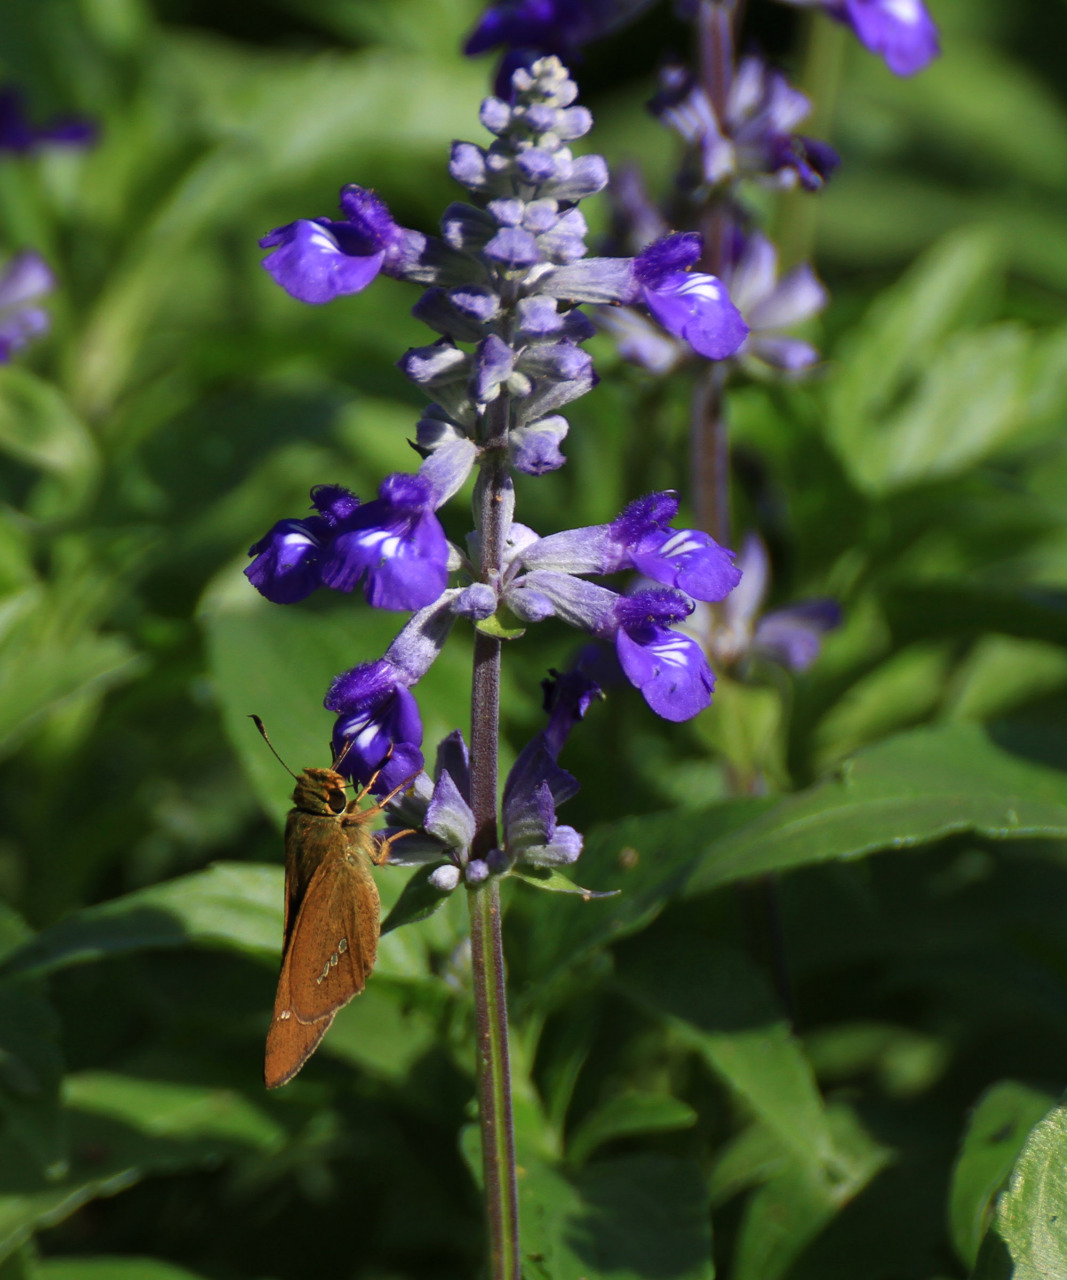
[285,850,379,1024]
[265,1007,335,1090]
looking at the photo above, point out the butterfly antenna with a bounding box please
[249,715,298,780]
[331,734,355,775]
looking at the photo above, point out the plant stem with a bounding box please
[691,361,730,546]
[468,396,520,1280]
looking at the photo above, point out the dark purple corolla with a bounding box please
[245,484,358,605]
[464,0,654,78]
[246,475,450,612]
[634,233,747,361]
[260,185,407,305]
[0,251,55,361]
[326,659,425,794]
[0,87,96,154]
[320,474,449,611]
[778,0,939,76]
[614,590,715,721]
[499,669,598,870]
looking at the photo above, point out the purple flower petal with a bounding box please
[641,271,748,362]
[754,599,842,671]
[260,218,386,305]
[630,528,742,602]
[841,0,940,75]
[326,661,425,793]
[614,590,714,721]
[245,517,329,604]
[320,473,449,611]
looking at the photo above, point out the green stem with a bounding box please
[467,394,520,1279]
[468,871,520,1279]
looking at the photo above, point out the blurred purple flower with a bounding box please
[726,232,828,373]
[705,533,841,670]
[779,0,940,76]
[0,252,54,361]
[651,57,838,191]
[0,87,96,154]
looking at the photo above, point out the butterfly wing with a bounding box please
[264,800,381,1089]
[264,1007,334,1090]
[284,848,380,1024]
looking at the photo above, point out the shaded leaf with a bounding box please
[37,1259,209,1280]
[522,1152,713,1280]
[618,938,837,1169]
[567,1091,697,1166]
[972,1101,1067,1280]
[732,1104,891,1280]
[949,1080,1055,1269]
[0,864,284,981]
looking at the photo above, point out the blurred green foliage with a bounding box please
[0,0,1065,1276]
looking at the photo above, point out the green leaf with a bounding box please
[0,369,99,514]
[62,1073,284,1153]
[731,1104,891,1280]
[567,1092,697,1166]
[0,982,64,1175]
[0,863,285,981]
[520,797,771,981]
[617,937,837,1170]
[380,863,455,935]
[827,228,1002,479]
[320,979,446,1081]
[521,1152,713,1280]
[972,1101,1067,1280]
[37,1260,209,1280]
[474,605,526,640]
[512,865,619,899]
[949,1081,1055,1269]
[0,1076,284,1264]
[685,723,1067,898]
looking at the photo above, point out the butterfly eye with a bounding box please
[327,789,347,814]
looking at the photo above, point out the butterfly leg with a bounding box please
[371,826,418,866]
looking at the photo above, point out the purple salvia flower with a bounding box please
[726,232,828,374]
[326,658,425,794]
[779,0,940,76]
[321,472,449,611]
[754,600,843,670]
[652,58,838,191]
[519,490,741,603]
[609,493,741,600]
[501,668,598,868]
[259,185,407,305]
[0,87,96,154]
[244,485,359,605]
[613,590,715,721]
[325,592,469,791]
[465,0,655,95]
[0,252,55,361]
[634,234,748,361]
[704,533,841,670]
